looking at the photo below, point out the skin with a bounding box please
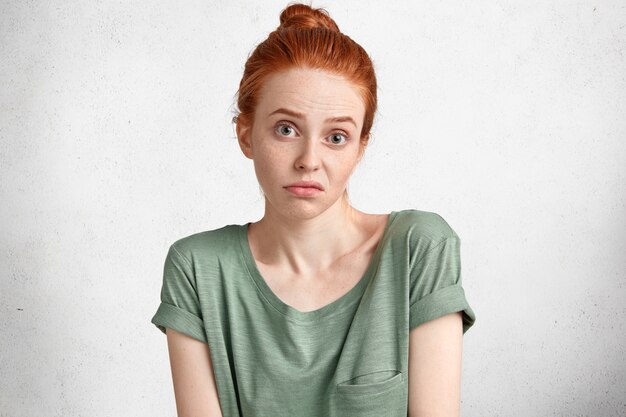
[408,311,464,417]
[236,67,375,288]
[166,329,223,417]
[165,66,464,417]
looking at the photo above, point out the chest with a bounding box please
[255,250,374,313]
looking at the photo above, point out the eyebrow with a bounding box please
[268,108,357,128]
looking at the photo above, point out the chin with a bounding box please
[267,199,328,220]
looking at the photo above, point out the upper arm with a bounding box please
[407,311,464,417]
[166,327,224,417]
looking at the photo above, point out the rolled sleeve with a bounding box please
[151,244,208,343]
[409,284,476,334]
[409,235,476,334]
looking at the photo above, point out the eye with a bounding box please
[328,132,348,145]
[275,123,297,137]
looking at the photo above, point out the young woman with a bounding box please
[151,4,476,417]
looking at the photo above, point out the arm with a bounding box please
[166,328,224,417]
[407,312,464,417]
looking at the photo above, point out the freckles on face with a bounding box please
[247,68,366,207]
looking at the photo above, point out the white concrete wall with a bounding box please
[1,1,624,416]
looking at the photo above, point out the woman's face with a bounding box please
[238,67,366,219]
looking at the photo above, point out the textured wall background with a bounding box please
[1,1,625,416]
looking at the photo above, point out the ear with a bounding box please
[236,119,253,159]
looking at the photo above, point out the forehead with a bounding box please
[256,68,365,120]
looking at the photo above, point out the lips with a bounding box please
[284,180,324,191]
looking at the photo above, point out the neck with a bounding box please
[250,198,364,277]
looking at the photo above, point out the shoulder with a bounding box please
[391,209,460,262]
[167,222,244,265]
[392,209,458,241]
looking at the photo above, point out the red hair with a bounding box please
[235,3,377,148]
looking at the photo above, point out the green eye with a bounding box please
[329,133,347,145]
[277,124,294,136]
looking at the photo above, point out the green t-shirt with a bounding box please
[151,209,476,417]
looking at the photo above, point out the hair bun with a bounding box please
[278,3,340,32]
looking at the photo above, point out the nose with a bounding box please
[294,136,321,171]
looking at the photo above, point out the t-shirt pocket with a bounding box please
[335,370,406,416]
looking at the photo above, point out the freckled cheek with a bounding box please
[255,143,288,168]
[326,156,358,189]
[335,165,356,184]
[251,144,288,187]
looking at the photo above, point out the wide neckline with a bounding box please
[237,211,399,323]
